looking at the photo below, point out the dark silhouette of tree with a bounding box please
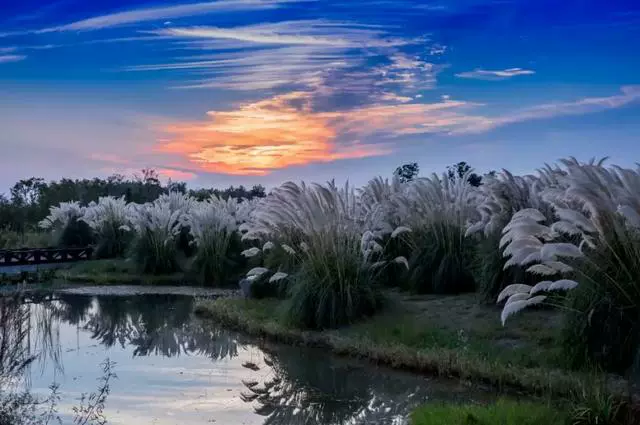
[0,170,267,234]
[394,163,419,183]
[446,161,483,187]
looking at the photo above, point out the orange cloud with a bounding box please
[157,92,390,176]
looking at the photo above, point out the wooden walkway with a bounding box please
[0,247,93,267]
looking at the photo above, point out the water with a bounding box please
[8,293,489,424]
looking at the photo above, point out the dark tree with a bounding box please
[446,161,482,187]
[394,163,419,183]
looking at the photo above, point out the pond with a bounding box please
[6,292,491,424]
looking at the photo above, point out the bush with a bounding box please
[410,399,566,425]
[283,233,384,330]
[406,222,476,294]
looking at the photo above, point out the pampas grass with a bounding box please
[39,201,91,247]
[184,196,249,286]
[81,196,132,258]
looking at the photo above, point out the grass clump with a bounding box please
[473,231,540,303]
[127,194,192,275]
[406,223,476,294]
[561,229,640,375]
[410,399,566,425]
[81,196,132,259]
[284,232,384,329]
[185,196,249,287]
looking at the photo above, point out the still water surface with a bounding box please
[19,293,488,424]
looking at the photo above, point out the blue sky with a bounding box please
[1,0,639,190]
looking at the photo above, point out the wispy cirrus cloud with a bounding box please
[128,20,437,105]
[37,0,312,33]
[0,54,26,64]
[455,67,535,80]
[151,20,416,47]
[461,85,640,133]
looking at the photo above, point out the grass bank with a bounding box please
[54,259,193,285]
[410,398,567,425]
[195,292,614,397]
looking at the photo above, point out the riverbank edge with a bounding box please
[194,298,599,398]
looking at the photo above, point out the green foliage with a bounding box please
[283,233,384,329]
[473,232,538,303]
[93,223,130,259]
[54,217,93,248]
[561,227,640,374]
[446,161,483,187]
[406,223,476,294]
[394,162,419,183]
[0,230,51,249]
[188,184,266,201]
[129,228,181,275]
[0,172,265,235]
[189,231,245,287]
[568,383,629,425]
[410,399,566,425]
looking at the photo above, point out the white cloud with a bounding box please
[453,85,640,134]
[0,47,17,54]
[151,20,416,47]
[455,67,535,80]
[0,54,26,63]
[125,44,355,91]
[126,20,430,98]
[37,0,312,32]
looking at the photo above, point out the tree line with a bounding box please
[0,168,266,232]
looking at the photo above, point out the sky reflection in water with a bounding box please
[20,293,486,424]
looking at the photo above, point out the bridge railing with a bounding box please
[0,247,93,267]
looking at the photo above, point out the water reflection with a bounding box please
[241,344,435,425]
[1,293,486,424]
[53,294,240,360]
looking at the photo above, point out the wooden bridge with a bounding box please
[0,247,93,267]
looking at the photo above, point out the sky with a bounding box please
[1,0,639,190]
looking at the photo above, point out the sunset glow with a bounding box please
[1,0,638,187]
[158,92,389,175]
